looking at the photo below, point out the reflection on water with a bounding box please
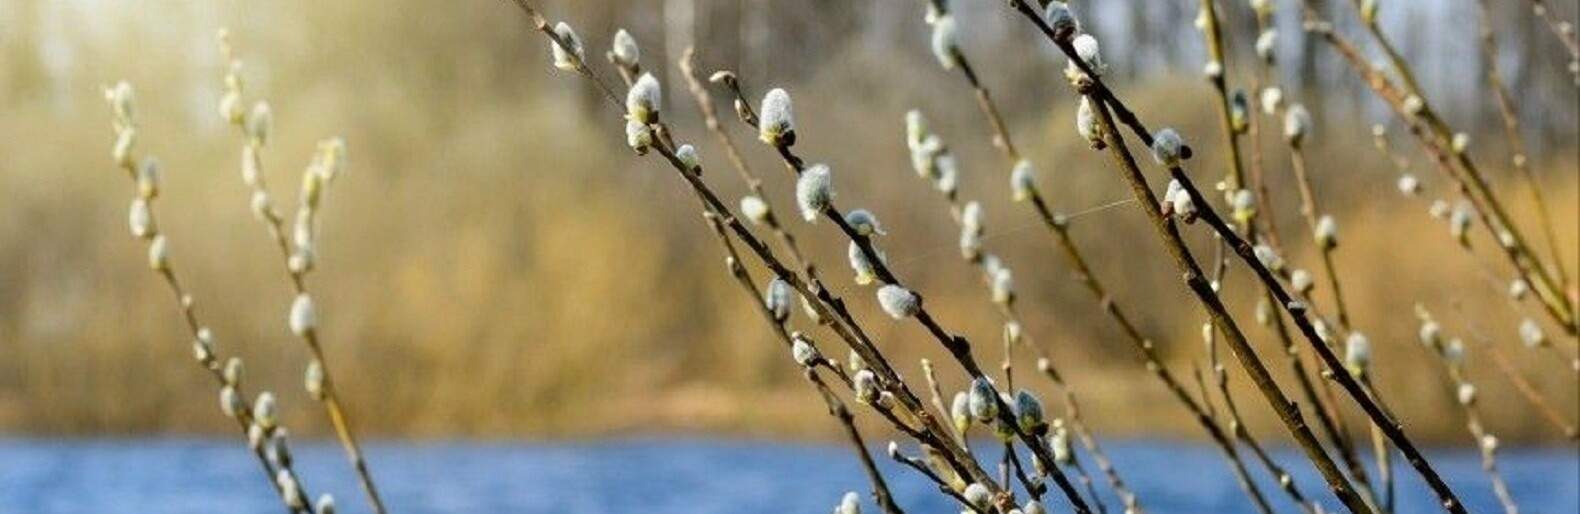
[0,438,1574,513]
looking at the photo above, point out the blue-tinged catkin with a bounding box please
[764,278,793,323]
[876,285,919,319]
[1151,129,1185,167]
[967,377,997,422]
[845,209,886,236]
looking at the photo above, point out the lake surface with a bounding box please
[0,438,1574,513]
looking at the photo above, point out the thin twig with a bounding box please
[104,82,312,514]
[1083,90,1377,514]
[217,35,387,514]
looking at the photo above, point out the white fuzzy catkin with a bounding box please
[930,15,960,70]
[1255,29,1278,63]
[314,494,336,514]
[304,360,326,400]
[764,278,793,323]
[1076,97,1101,147]
[739,195,770,225]
[790,335,819,367]
[1314,214,1338,248]
[838,491,861,514]
[1024,500,1047,514]
[853,369,879,405]
[129,198,154,239]
[193,328,215,363]
[611,29,640,67]
[960,202,984,260]
[1518,318,1547,348]
[1203,60,1223,80]
[876,285,919,319]
[963,483,992,510]
[1230,90,1251,132]
[289,293,317,337]
[245,101,272,145]
[550,22,585,71]
[1508,279,1529,300]
[991,268,1014,305]
[242,144,263,187]
[1403,95,1425,117]
[1290,269,1314,294]
[796,164,834,222]
[1260,87,1284,115]
[220,386,243,418]
[1014,390,1045,432]
[845,209,885,236]
[1163,179,1196,220]
[905,110,929,150]
[254,391,279,429]
[108,81,136,122]
[1254,244,1284,271]
[113,128,136,168]
[1418,320,1442,347]
[675,144,700,173]
[1443,338,1466,367]
[1457,383,1477,405]
[625,120,654,153]
[147,235,169,271]
[626,73,662,124]
[1070,34,1105,77]
[1045,3,1079,42]
[848,242,883,285]
[278,470,304,508]
[136,157,161,199]
[1345,333,1372,376]
[223,357,245,387]
[951,391,972,434]
[1449,200,1474,244]
[1011,160,1037,202]
[1396,174,1421,196]
[1231,189,1256,222]
[1051,420,1073,464]
[1151,128,1186,166]
[758,88,795,146]
[932,153,959,195]
[1283,103,1312,145]
[1451,132,1471,154]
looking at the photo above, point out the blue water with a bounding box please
[0,438,1573,513]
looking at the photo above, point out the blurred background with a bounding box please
[0,0,1576,460]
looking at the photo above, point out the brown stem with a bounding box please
[809,369,907,514]
[1086,92,1376,514]
[1151,130,1468,513]
[114,155,311,513]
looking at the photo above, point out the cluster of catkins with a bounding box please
[106,80,337,514]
